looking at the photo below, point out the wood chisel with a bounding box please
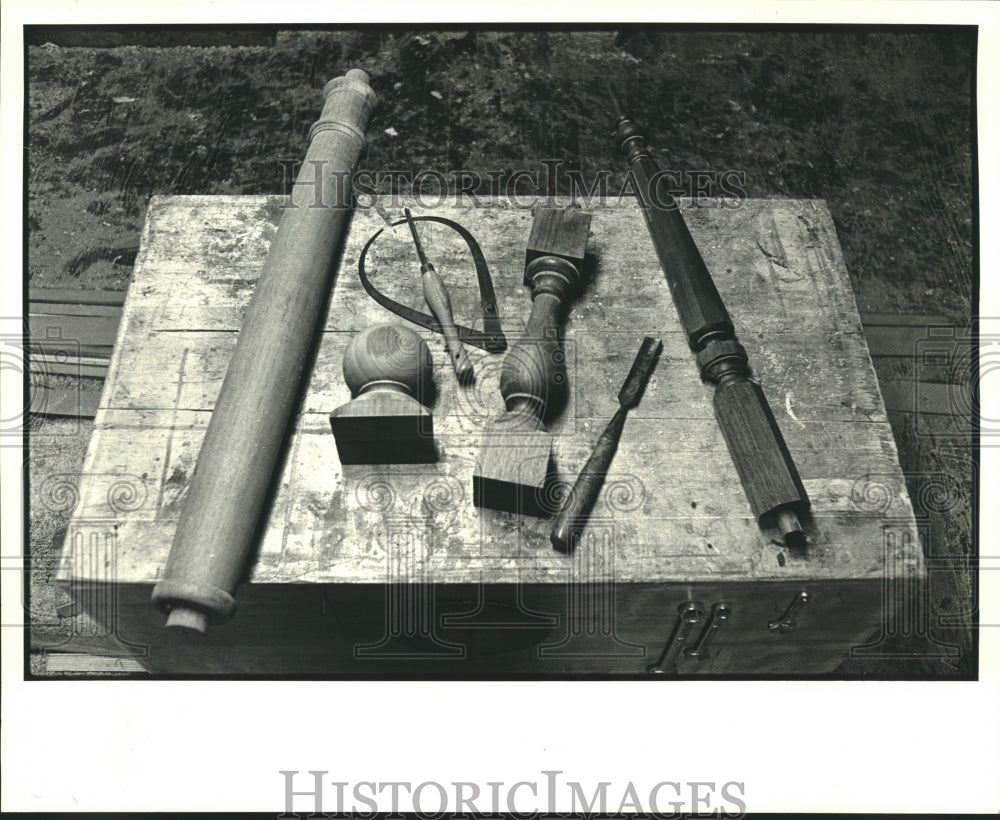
[551,336,662,552]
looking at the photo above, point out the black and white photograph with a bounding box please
[3,1,998,814]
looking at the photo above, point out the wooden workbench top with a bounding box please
[60,195,920,589]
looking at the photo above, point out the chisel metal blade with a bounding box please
[618,336,662,408]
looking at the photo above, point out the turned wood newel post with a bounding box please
[151,69,378,633]
[329,323,436,464]
[474,207,591,517]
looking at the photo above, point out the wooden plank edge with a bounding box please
[29,385,102,418]
[27,287,126,307]
[879,381,966,416]
[30,351,110,367]
[28,343,113,360]
[28,314,121,348]
[30,303,123,319]
[860,311,958,328]
[862,325,969,359]
[30,362,109,379]
[43,655,148,674]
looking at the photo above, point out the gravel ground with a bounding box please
[28,29,973,314]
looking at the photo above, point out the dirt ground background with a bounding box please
[25,27,978,676]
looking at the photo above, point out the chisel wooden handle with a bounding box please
[421,262,474,384]
[550,407,627,552]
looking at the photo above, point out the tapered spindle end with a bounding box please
[777,508,807,548]
[550,502,576,553]
[165,605,209,633]
[455,355,475,386]
[550,521,577,554]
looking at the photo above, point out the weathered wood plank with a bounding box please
[860,312,957,328]
[28,287,126,307]
[42,655,149,674]
[55,578,894,675]
[121,198,874,336]
[879,381,964,416]
[28,343,113,360]
[30,385,102,418]
[102,327,887,421]
[862,324,952,358]
[57,196,921,673]
[28,314,120,349]
[30,354,109,379]
[29,303,123,319]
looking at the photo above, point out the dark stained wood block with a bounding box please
[329,391,435,464]
[55,195,924,676]
[524,206,592,274]
[474,417,554,517]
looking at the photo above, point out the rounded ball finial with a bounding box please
[342,324,432,399]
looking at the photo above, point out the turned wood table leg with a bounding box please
[473,207,591,516]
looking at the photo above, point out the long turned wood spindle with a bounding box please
[611,97,809,545]
[473,207,591,517]
[151,69,378,632]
